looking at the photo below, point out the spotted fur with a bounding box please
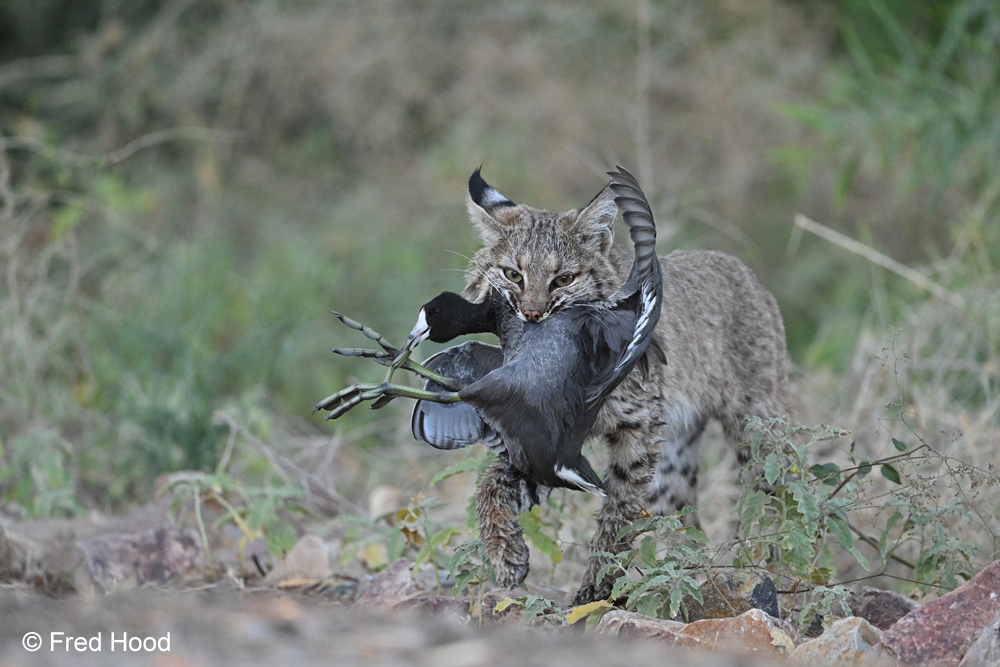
[464,172,790,604]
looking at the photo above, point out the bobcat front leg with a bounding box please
[476,460,530,588]
[574,420,661,605]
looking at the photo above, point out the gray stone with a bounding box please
[675,608,801,658]
[355,558,421,610]
[262,534,329,585]
[395,595,472,620]
[683,568,779,621]
[882,560,1000,667]
[958,608,1000,667]
[596,609,686,640]
[850,587,922,630]
[789,616,897,666]
[77,525,204,592]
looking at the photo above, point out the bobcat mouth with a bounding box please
[520,309,550,323]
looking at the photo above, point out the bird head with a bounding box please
[404,292,473,350]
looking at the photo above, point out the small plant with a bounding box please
[733,417,865,586]
[796,584,853,630]
[337,494,463,589]
[493,594,568,625]
[393,495,463,591]
[597,510,711,619]
[518,505,565,569]
[733,403,994,625]
[428,447,497,531]
[161,470,303,569]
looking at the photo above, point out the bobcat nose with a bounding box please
[523,310,542,322]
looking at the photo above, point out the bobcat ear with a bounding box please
[569,183,617,254]
[467,167,516,244]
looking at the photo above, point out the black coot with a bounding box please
[316,167,663,500]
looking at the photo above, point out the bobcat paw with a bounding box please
[574,558,614,605]
[573,580,613,606]
[492,558,530,589]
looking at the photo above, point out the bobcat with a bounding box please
[462,170,790,604]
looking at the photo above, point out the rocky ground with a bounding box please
[2,498,999,667]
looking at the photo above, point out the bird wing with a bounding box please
[410,341,504,451]
[584,167,664,405]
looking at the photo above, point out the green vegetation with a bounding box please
[0,0,997,610]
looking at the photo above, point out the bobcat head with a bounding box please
[463,169,625,322]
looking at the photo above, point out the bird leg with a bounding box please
[382,347,412,385]
[328,311,463,391]
[314,382,462,420]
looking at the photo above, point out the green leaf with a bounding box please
[382,526,403,561]
[826,512,854,551]
[668,585,686,618]
[739,490,770,531]
[878,510,902,560]
[625,574,671,610]
[566,600,614,625]
[428,525,462,550]
[809,463,836,479]
[891,438,908,452]
[750,429,763,460]
[429,457,481,486]
[518,507,563,565]
[764,452,784,486]
[494,597,518,613]
[782,523,816,570]
[848,546,870,571]
[680,526,709,543]
[454,567,480,593]
[857,461,873,478]
[636,595,660,618]
[880,464,901,484]
[639,535,657,566]
[788,480,821,525]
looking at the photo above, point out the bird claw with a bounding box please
[332,347,393,360]
[370,395,396,410]
[314,382,392,420]
[331,311,398,353]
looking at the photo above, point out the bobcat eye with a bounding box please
[503,268,523,284]
[551,273,576,289]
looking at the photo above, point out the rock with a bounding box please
[675,608,802,658]
[958,608,1000,667]
[683,569,780,621]
[882,560,1000,667]
[263,534,329,585]
[412,563,456,593]
[395,595,472,620]
[0,520,33,580]
[480,587,528,624]
[368,486,406,519]
[355,558,421,610]
[789,616,897,666]
[76,525,204,592]
[596,609,686,641]
[850,587,922,630]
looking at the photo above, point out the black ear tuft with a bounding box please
[469,167,515,211]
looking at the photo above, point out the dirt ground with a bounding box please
[0,584,783,667]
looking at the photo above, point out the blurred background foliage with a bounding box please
[0,0,997,518]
